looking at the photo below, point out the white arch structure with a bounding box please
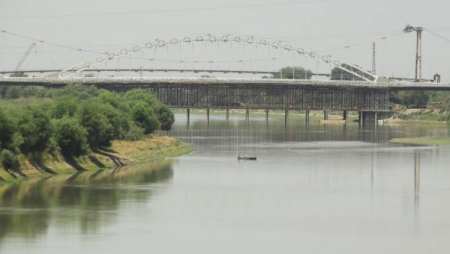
[60,33,378,82]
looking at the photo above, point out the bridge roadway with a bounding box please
[1,77,449,122]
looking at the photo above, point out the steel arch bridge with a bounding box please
[60,33,379,82]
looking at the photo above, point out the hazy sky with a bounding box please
[1,0,450,80]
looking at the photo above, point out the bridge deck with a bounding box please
[1,77,450,91]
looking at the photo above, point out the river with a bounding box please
[1,112,450,254]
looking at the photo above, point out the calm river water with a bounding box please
[1,112,450,254]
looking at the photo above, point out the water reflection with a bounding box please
[0,161,173,244]
[2,112,450,254]
[166,113,449,153]
[414,150,421,236]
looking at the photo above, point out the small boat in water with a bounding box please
[237,155,257,161]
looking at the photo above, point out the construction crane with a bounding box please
[13,42,36,72]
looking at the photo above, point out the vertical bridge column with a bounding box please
[265,109,269,127]
[206,108,210,127]
[226,108,230,122]
[324,110,329,121]
[359,111,364,125]
[305,110,310,123]
[343,110,348,121]
[285,109,289,128]
[245,108,250,128]
[186,108,190,127]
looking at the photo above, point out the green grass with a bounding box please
[390,138,450,146]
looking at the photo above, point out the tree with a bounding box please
[76,100,115,148]
[50,99,79,119]
[124,89,175,131]
[156,105,175,131]
[0,149,16,170]
[54,118,88,155]
[15,107,53,153]
[330,67,364,81]
[272,66,313,80]
[124,89,160,109]
[131,102,161,134]
[0,109,16,150]
[9,72,28,77]
[4,86,21,99]
[396,91,429,108]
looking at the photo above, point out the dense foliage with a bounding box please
[391,91,450,109]
[272,67,313,80]
[0,85,175,169]
[330,67,365,81]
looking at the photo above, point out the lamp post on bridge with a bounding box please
[404,24,423,82]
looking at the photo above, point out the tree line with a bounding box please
[0,85,174,170]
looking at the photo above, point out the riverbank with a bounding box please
[390,137,450,146]
[0,136,193,184]
[384,108,449,125]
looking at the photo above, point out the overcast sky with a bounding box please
[1,0,450,80]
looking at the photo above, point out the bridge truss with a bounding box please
[59,33,379,82]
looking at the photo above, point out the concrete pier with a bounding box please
[285,109,289,128]
[186,108,190,127]
[245,108,250,127]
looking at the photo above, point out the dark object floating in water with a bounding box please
[237,155,257,161]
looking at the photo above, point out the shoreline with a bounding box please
[0,136,193,184]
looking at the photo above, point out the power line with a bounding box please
[322,32,404,52]
[425,29,450,45]
[0,0,336,20]
[0,29,104,55]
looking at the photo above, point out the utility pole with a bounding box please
[372,43,376,75]
[404,25,423,82]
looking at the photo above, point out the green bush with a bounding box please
[14,107,53,154]
[131,102,161,134]
[54,118,88,156]
[0,149,16,170]
[0,109,16,151]
[156,105,175,131]
[123,122,145,141]
[0,85,175,157]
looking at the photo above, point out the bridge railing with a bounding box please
[0,77,448,89]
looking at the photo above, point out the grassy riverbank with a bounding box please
[385,109,450,124]
[390,137,450,146]
[0,136,193,184]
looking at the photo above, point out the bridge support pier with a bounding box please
[359,111,364,125]
[266,109,269,127]
[285,109,289,128]
[324,110,329,121]
[245,108,250,127]
[305,110,310,123]
[186,108,191,127]
[226,108,230,122]
[207,108,210,127]
[343,110,348,121]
